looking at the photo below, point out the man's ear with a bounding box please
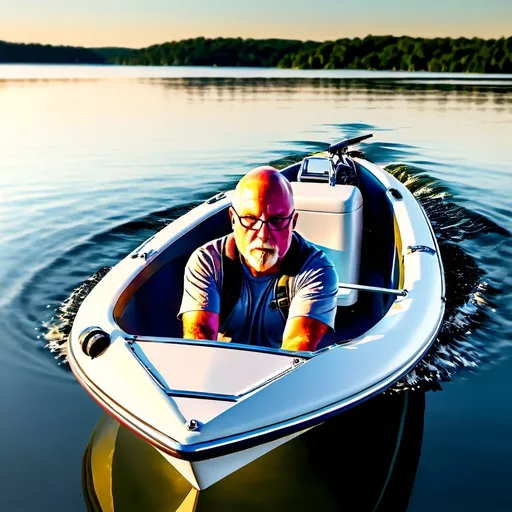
[292,211,299,229]
[229,207,235,227]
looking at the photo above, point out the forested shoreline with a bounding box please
[0,40,106,64]
[2,35,511,73]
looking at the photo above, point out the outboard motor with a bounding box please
[328,133,373,188]
[79,326,111,358]
[297,153,359,187]
[335,154,359,187]
[297,133,372,187]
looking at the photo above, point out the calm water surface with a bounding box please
[0,66,511,511]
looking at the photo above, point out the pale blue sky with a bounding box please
[1,0,510,48]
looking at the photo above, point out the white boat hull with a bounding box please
[69,154,445,489]
[159,428,310,490]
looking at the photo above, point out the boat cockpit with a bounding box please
[115,151,402,352]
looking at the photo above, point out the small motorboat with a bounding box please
[68,134,445,490]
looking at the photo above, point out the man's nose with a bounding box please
[256,220,270,240]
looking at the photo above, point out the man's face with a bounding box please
[230,180,297,276]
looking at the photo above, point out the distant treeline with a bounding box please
[2,36,512,73]
[120,36,512,73]
[0,40,106,64]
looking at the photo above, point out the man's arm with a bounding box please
[182,310,219,341]
[282,258,338,352]
[281,316,329,352]
[281,316,329,351]
[178,243,222,340]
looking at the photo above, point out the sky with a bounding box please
[1,0,511,48]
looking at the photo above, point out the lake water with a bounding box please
[0,65,511,511]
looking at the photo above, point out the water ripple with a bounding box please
[386,164,511,391]
[40,157,511,394]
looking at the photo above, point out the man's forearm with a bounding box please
[281,336,318,352]
[183,323,217,340]
[281,316,328,352]
[181,311,219,341]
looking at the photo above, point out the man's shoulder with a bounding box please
[191,235,228,258]
[186,235,228,273]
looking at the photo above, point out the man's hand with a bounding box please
[182,311,219,341]
[281,316,329,352]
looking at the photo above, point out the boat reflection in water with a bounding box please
[82,390,425,512]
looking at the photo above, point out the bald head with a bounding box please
[230,166,298,277]
[232,166,294,211]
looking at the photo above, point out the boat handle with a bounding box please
[338,283,408,297]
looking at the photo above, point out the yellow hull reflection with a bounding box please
[82,392,425,511]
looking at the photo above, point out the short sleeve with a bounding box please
[178,246,221,319]
[287,263,338,330]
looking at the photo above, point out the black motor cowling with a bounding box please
[335,154,359,187]
[79,326,111,359]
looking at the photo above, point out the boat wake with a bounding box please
[387,164,506,392]
[44,266,113,363]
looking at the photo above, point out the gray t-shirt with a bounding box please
[178,233,338,349]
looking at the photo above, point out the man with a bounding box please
[178,166,338,352]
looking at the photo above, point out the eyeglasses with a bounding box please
[231,207,295,231]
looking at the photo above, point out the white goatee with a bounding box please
[245,241,279,273]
